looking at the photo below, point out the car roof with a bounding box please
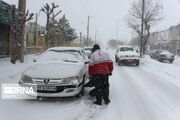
[160,50,173,55]
[47,47,83,51]
[83,47,93,49]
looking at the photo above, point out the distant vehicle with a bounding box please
[115,46,140,66]
[19,47,89,97]
[150,50,175,63]
[83,47,92,58]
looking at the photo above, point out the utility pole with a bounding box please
[140,0,145,57]
[87,16,90,46]
[132,31,134,46]
[95,32,97,44]
[116,20,120,47]
[18,0,26,63]
[116,21,119,40]
[95,30,98,44]
[80,32,82,47]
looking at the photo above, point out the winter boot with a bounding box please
[104,99,111,105]
[94,95,102,105]
[94,101,102,105]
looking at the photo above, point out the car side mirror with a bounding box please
[85,61,89,64]
[33,58,37,62]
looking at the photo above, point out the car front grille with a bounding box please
[125,55,136,58]
[33,78,61,85]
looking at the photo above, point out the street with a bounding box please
[1,0,180,119]
[0,51,180,120]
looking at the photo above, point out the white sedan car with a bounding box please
[83,47,93,58]
[115,46,140,66]
[19,47,89,97]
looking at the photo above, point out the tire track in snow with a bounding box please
[73,98,103,120]
[121,66,180,120]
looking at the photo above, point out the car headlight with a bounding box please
[21,75,33,83]
[61,76,81,85]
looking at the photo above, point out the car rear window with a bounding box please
[120,47,134,51]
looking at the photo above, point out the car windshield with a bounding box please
[120,47,134,51]
[160,51,172,55]
[40,50,82,62]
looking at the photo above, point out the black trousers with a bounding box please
[93,74,110,103]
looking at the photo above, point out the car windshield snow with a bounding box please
[40,50,82,62]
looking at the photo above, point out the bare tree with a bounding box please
[41,2,61,49]
[126,0,163,54]
[11,1,33,64]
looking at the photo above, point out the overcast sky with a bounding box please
[4,0,180,44]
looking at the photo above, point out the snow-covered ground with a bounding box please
[0,51,180,120]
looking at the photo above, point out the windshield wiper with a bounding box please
[64,59,78,63]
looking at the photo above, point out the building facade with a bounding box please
[0,0,17,57]
[24,22,46,54]
[148,24,180,56]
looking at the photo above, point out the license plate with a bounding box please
[127,60,133,62]
[37,86,56,91]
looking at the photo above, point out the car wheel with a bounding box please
[116,57,119,63]
[80,75,86,96]
[118,60,122,66]
[136,60,140,66]
[75,76,86,98]
[158,59,162,62]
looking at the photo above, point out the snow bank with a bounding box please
[141,55,180,88]
[0,55,37,83]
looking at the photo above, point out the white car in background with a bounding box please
[83,47,93,58]
[115,46,140,66]
[19,47,89,97]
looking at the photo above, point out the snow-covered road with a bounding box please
[106,65,180,120]
[0,52,180,120]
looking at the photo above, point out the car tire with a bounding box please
[75,76,86,98]
[80,75,86,96]
[116,57,119,63]
[158,59,162,62]
[136,60,140,66]
[118,60,122,66]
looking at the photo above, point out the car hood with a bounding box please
[23,62,82,78]
[85,50,91,53]
[118,51,139,56]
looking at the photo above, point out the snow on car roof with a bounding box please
[47,47,83,51]
[83,46,93,49]
[117,45,133,48]
[160,51,173,55]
